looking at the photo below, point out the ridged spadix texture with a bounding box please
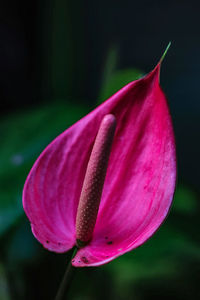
[23,62,176,267]
[76,114,116,245]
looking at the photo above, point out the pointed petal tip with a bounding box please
[160,41,171,63]
[146,42,171,82]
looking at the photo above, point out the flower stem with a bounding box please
[55,247,77,300]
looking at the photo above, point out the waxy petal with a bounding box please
[23,62,176,266]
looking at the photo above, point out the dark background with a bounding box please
[0,1,200,299]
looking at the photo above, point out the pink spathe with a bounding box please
[23,62,176,267]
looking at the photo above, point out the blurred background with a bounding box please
[0,0,200,299]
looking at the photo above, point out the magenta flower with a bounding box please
[23,61,176,267]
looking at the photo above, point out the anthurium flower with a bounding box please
[23,61,176,267]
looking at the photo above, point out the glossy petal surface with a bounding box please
[23,63,176,266]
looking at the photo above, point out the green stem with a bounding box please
[55,248,77,300]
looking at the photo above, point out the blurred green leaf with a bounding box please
[98,68,143,103]
[97,44,143,104]
[40,0,86,100]
[0,100,88,238]
[0,263,10,300]
[50,0,74,97]
[99,45,119,98]
[172,185,198,214]
[6,219,41,266]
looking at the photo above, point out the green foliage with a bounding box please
[99,68,143,103]
[50,0,74,98]
[97,44,143,104]
[172,185,198,214]
[0,263,9,300]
